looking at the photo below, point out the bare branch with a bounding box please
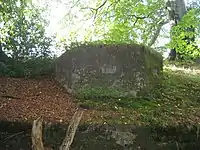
[59,110,83,150]
[81,0,108,21]
[97,0,108,10]
[97,0,120,23]
[148,20,169,47]
[131,13,152,26]
[108,12,152,26]
[70,0,80,9]
[81,0,107,11]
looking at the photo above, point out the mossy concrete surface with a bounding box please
[55,43,163,98]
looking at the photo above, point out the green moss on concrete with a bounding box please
[75,86,135,99]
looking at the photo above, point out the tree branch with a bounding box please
[81,0,108,21]
[108,12,153,26]
[148,20,169,47]
[130,13,152,26]
[101,0,120,20]
[59,110,83,150]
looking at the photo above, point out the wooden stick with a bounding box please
[31,111,83,150]
[59,111,83,150]
[0,131,24,144]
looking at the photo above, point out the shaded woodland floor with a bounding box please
[1,63,200,149]
[0,76,79,123]
[0,76,120,125]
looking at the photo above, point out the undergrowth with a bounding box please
[78,63,200,127]
[0,57,55,78]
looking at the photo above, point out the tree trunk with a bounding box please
[166,0,187,60]
[0,44,10,63]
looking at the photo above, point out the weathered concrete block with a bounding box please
[55,43,163,97]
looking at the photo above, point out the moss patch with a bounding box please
[75,86,135,99]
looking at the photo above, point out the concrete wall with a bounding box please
[55,43,163,97]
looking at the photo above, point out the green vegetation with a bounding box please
[1,0,200,149]
[77,64,200,127]
[168,8,200,59]
[0,57,55,78]
[59,0,200,60]
[0,0,55,78]
[76,87,130,99]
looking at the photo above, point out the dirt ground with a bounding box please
[0,76,81,123]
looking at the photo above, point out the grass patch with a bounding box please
[78,64,200,126]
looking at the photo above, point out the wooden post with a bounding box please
[31,117,44,150]
[59,111,83,150]
[31,111,83,150]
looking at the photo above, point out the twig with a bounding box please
[81,0,108,21]
[1,95,20,99]
[0,131,24,144]
[197,125,199,140]
[4,131,24,140]
[175,141,179,150]
[131,12,153,26]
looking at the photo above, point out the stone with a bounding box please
[55,43,163,97]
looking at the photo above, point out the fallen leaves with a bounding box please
[0,76,124,125]
[0,76,79,123]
